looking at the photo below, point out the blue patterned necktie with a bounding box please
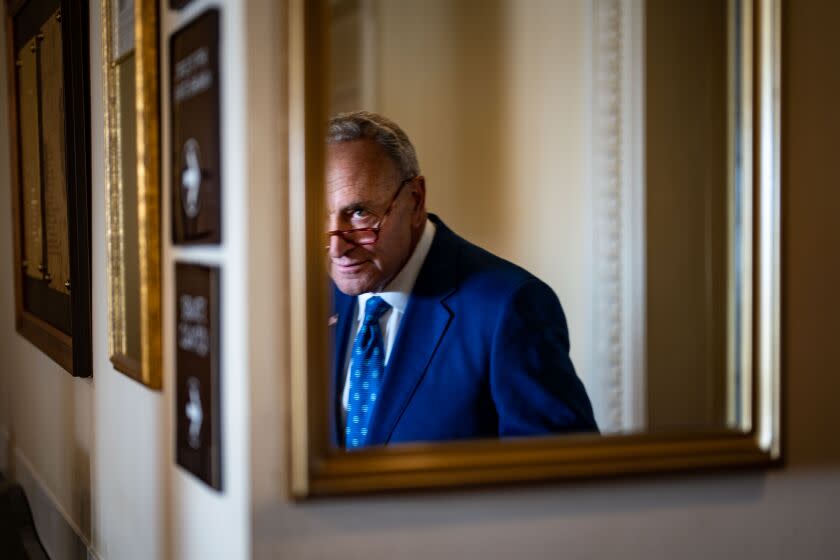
[345,296,391,449]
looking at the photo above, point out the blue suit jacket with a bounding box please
[330,215,598,447]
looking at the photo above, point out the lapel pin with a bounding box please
[328,314,339,327]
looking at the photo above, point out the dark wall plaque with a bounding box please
[6,0,92,376]
[170,9,221,244]
[175,262,221,490]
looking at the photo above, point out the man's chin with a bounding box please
[331,270,375,296]
[334,283,364,296]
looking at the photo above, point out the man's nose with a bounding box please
[327,233,354,258]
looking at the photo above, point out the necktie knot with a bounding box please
[363,296,391,326]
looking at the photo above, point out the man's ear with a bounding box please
[411,176,427,226]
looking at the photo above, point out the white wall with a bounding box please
[0,1,251,558]
[163,1,251,559]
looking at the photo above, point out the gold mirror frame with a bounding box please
[287,0,781,497]
[102,0,161,388]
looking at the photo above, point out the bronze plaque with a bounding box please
[170,9,221,244]
[175,263,221,490]
[8,0,93,376]
[17,37,43,282]
[14,6,72,334]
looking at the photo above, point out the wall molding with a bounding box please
[590,0,646,433]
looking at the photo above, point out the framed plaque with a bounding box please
[102,0,163,388]
[170,9,221,245]
[175,262,222,490]
[5,0,92,376]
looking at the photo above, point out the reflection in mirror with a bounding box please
[645,0,731,433]
[324,0,743,447]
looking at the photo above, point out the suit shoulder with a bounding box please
[422,216,561,307]
[444,228,546,296]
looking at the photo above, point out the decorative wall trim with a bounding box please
[590,0,646,433]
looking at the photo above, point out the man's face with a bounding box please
[326,139,425,296]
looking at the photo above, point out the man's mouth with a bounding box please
[333,260,369,273]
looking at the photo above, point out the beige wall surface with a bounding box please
[645,0,728,430]
[251,1,840,559]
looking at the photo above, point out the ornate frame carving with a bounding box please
[589,0,648,433]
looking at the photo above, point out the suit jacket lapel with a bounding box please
[365,217,458,444]
[330,287,355,447]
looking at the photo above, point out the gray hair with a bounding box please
[327,111,420,181]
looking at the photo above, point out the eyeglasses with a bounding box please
[325,177,415,248]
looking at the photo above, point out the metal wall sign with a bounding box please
[170,9,221,244]
[175,262,221,490]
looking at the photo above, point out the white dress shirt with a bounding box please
[341,219,437,417]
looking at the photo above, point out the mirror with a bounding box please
[103,0,162,388]
[288,0,780,496]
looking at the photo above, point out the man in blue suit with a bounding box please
[326,111,597,449]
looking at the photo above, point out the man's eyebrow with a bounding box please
[337,199,375,213]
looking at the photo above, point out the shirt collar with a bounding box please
[357,218,437,318]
